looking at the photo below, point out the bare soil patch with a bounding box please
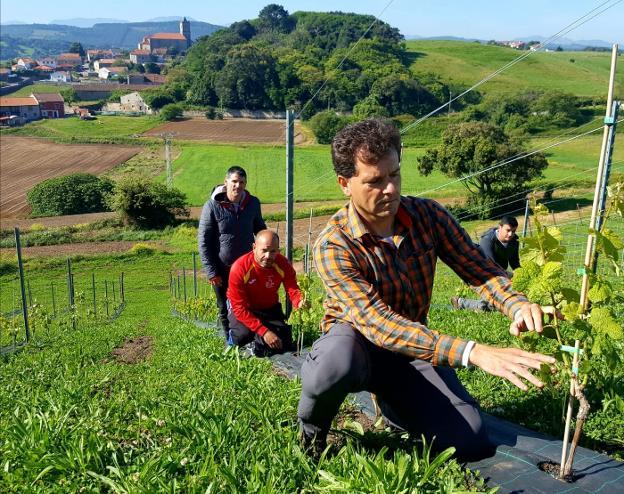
[142,118,307,144]
[0,240,167,258]
[0,136,141,219]
[109,335,153,364]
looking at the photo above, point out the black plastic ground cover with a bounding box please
[176,313,624,493]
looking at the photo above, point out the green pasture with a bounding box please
[1,115,161,140]
[8,83,68,97]
[406,40,624,99]
[168,134,622,207]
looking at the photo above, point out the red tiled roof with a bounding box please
[32,93,64,103]
[148,32,186,40]
[107,67,127,74]
[131,49,151,55]
[143,73,166,84]
[57,53,82,61]
[0,68,11,74]
[19,57,35,63]
[0,97,39,107]
[98,58,116,64]
[74,83,156,92]
[34,65,54,71]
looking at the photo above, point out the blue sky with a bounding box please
[1,0,622,43]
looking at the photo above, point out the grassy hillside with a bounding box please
[9,83,70,97]
[407,40,624,99]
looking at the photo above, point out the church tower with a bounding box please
[180,17,191,48]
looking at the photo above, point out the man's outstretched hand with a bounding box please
[469,344,555,391]
[262,330,283,350]
[208,275,223,287]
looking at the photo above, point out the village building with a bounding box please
[16,58,37,71]
[50,71,72,83]
[34,65,54,74]
[0,68,13,81]
[138,18,191,53]
[93,59,116,71]
[73,83,155,100]
[0,96,41,124]
[119,91,153,114]
[86,49,115,63]
[56,53,83,68]
[32,93,65,118]
[126,73,166,85]
[98,66,128,80]
[130,49,152,65]
[36,56,57,69]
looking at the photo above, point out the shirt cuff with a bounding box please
[462,340,476,368]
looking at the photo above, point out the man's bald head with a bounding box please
[253,230,280,268]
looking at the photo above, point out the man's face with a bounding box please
[497,224,517,242]
[337,149,401,227]
[253,235,279,268]
[224,172,246,203]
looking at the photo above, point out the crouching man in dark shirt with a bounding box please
[227,230,307,357]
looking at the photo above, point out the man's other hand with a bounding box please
[262,330,283,350]
[209,275,222,287]
[469,344,555,391]
[509,302,545,336]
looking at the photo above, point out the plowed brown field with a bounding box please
[0,136,140,219]
[142,118,306,144]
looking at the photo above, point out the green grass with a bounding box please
[9,83,69,97]
[406,40,624,99]
[0,252,486,492]
[2,115,161,142]
[167,133,623,208]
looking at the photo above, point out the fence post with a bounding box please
[182,267,187,303]
[192,252,198,298]
[285,108,294,317]
[112,281,116,304]
[92,272,96,316]
[66,258,73,309]
[120,272,125,303]
[51,282,57,316]
[177,274,181,300]
[104,280,109,317]
[522,198,530,240]
[14,228,30,343]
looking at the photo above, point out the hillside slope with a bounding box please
[407,40,623,98]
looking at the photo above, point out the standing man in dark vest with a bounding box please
[198,166,266,335]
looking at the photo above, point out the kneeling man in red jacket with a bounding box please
[227,229,307,356]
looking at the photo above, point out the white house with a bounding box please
[98,67,127,80]
[16,58,37,70]
[119,91,152,114]
[50,71,72,83]
[37,56,57,69]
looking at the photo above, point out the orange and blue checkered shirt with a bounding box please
[313,197,529,368]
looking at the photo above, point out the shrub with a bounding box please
[109,175,189,229]
[205,107,216,119]
[129,243,157,256]
[27,173,114,217]
[159,103,184,121]
[308,111,351,144]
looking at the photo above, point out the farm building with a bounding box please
[93,59,116,71]
[119,92,152,114]
[73,83,156,100]
[0,96,41,124]
[32,93,65,118]
[98,67,128,80]
[86,49,116,63]
[56,53,83,68]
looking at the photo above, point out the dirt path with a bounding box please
[0,240,168,258]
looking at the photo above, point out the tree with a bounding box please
[27,173,113,217]
[230,20,256,41]
[258,4,294,33]
[308,111,351,144]
[418,122,548,218]
[108,175,189,229]
[68,42,85,57]
[159,103,183,121]
[144,62,161,74]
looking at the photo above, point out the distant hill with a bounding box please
[0,20,223,60]
[403,35,615,51]
[49,18,130,28]
[406,40,624,98]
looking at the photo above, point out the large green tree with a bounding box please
[418,122,548,217]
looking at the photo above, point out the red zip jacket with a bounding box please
[227,251,302,336]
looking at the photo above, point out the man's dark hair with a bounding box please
[331,119,402,178]
[500,215,518,228]
[226,166,247,179]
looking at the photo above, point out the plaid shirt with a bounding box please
[313,197,529,368]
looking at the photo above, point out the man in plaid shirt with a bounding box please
[297,119,555,460]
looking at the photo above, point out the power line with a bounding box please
[399,0,623,135]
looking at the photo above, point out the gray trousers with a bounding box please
[456,297,494,312]
[297,323,494,460]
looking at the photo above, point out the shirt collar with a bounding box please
[345,198,413,241]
